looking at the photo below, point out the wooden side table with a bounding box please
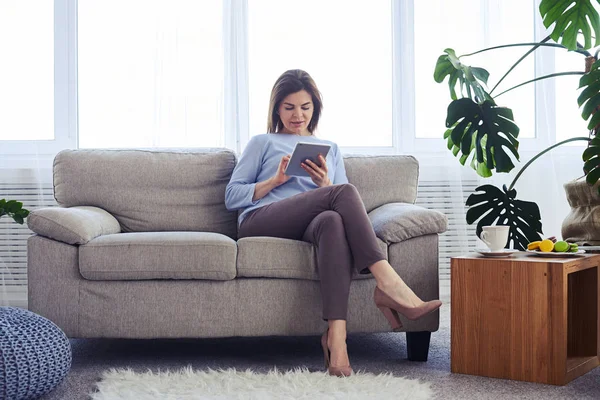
[451,252,600,385]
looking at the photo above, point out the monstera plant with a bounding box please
[434,0,600,250]
[0,199,29,224]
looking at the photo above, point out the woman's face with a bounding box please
[278,90,314,136]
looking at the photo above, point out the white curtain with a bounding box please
[0,152,54,308]
[77,0,225,149]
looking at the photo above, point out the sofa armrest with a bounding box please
[368,203,448,245]
[27,206,121,245]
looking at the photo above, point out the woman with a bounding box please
[225,69,442,377]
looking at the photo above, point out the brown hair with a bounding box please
[267,69,323,134]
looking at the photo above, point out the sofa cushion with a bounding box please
[344,155,418,212]
[53,149,238,238]
[79,232,237,281]
[368,203,448,244]
[27,206,121,245]
[236,237,388,280]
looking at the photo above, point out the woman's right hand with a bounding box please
[271,155,292,187]
[252,155,291,202]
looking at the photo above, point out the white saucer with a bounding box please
[475,249,519,257]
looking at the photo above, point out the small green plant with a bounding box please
[0,199,30,224]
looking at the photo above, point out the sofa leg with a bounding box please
[406,331,431,361]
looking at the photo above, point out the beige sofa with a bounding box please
[26,148,448,361]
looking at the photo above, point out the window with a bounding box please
[247,0,393,148]
[2,0,577,156]
[78,0,223,148]
[0,2,53,141]
[555,50,590,143]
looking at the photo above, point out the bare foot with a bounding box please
[327,331,350,368]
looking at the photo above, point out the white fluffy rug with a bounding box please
[90,366,433,400]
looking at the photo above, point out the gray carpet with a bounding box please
[40,305,599,400]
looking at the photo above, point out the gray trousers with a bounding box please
[238,183,386,320]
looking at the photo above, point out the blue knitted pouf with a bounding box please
[0,307,71,400]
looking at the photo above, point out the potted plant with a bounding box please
[1,199,29,306]
[0,199,30,224]
[434,0,600,250]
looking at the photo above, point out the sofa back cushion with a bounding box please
[53,149,238,238]
[344,155,419,212]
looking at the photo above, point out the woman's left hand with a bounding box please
[301,154,331,187]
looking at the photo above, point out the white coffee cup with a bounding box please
[480,225,510,251]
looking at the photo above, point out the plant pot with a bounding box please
[562,178,600,245]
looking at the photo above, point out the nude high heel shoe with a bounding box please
[374,286,442,331]
[320,329,353,377]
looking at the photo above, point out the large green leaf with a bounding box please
[582,136,600,192]
[466,184,543,251]
[434,48,492,102]
[445,98,520,177]
[578,58,600,130]
[0,199,30,225]
[539,0,600,50]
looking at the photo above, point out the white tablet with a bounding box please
[284,141,332,177]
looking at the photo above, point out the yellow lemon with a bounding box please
[527,241,541,250]
[539,239,554,252]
